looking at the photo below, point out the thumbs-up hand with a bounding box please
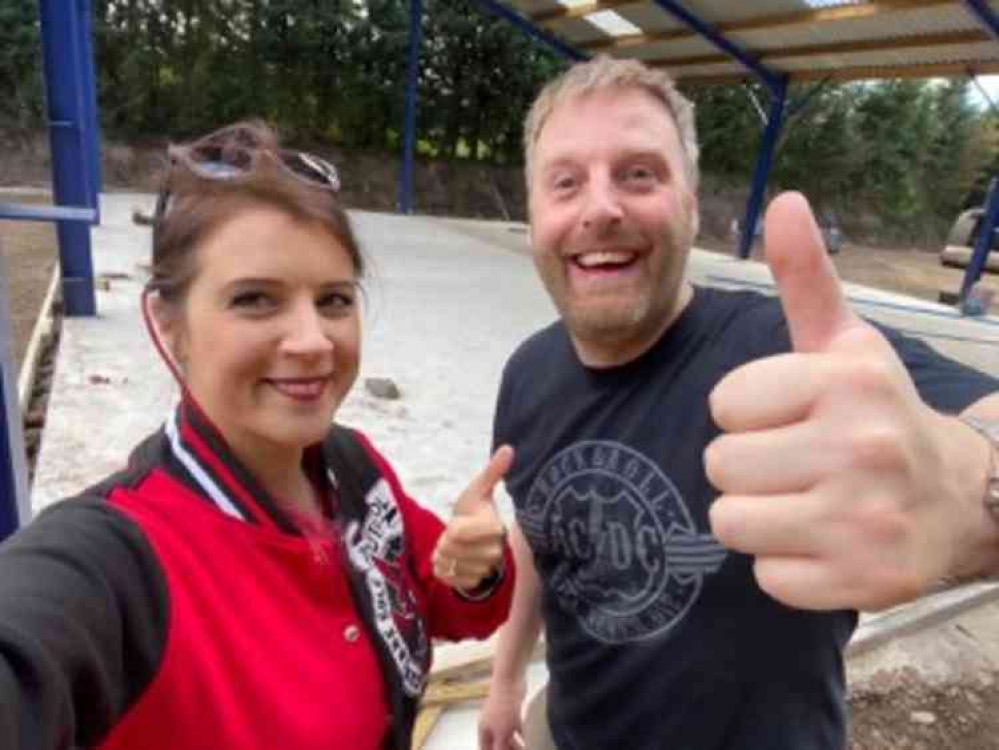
[433,445,514,591]
[706,192,991,611]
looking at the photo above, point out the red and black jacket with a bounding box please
[0,399,513,750]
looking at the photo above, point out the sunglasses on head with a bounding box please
[166,141,341,192]
[152,132,342,231]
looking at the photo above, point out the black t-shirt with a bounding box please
[493,286,998,750]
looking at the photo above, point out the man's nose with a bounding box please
[581,175,624,233]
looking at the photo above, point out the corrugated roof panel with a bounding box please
[726,6,981,49]
[686,0,865,21]
[614,35,718,60]
[498,0,999,84]
[614,4,687,34]
[614,40,721,60]
[506,0,565,15]
[548,16,616,44]
[773,41,999,69]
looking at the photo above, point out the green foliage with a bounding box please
[0,0,44,130]
[1,0,995,243]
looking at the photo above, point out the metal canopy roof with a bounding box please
[505,0,999,86]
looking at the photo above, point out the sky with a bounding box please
[971,75,999,111]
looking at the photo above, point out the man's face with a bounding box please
[528,86,699,366]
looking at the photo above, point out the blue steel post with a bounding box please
[0,247,30,540]
[646,0,786,261]
[739,77,789,259]
[38,0,97,316]
[399,0,423,215]
[959,176,999,303]
[80,0,103,222]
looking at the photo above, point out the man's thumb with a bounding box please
[764,192,858,353]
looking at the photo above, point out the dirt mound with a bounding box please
[850,675,999,749]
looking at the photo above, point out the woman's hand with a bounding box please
[433,446,514,591]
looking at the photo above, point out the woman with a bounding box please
[0,122,514,750]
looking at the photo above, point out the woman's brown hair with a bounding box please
[148,120,364,306]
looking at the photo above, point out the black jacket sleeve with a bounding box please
[0,497,168,749]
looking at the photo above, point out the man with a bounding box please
[478,56,999,750]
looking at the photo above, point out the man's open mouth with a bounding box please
[570,250,639,272]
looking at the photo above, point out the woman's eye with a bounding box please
[230,290,274,310]
[318,291,355,313]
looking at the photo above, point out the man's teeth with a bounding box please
[575,251,635,268]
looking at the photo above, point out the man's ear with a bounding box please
[686,189,700,242]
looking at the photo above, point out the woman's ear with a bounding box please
[143,291,187,373]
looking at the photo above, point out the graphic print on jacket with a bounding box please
[519,440,727,643]
[345,477,430,696]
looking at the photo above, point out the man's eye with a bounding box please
[231,291,273,310]
[552,174,577,192]
[624,165,655,182]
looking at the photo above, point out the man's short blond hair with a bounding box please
[524,56,700,191]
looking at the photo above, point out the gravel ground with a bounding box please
[1,192,57,374]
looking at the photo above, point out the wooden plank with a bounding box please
[571,0,958,54]
[644,29,991,70]
[421,680,491,708]
[430,636,546,682]
[532,0,636,24]
[411,705,445,750]
[672,60,999,86]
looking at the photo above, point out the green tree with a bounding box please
[0,0,44,132]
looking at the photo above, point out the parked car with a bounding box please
[731,214,843,254]
[939,207,999,273]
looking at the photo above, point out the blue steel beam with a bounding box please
[80,0,103,222]
[0,247,30,540]
[649,0,782,92]
[474,0,588,61]
[959,176,999,305]
[958,1,999,309]
[0,204,98,224]
[739,76,789,260]
[38,0,97,316]
[400,0,423,215]
[649,1,787,263]
[962,0,999,40]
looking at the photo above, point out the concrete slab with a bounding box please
[27,195,999,745]
[31,194,559,520]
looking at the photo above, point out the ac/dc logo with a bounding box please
[520,441,726,643]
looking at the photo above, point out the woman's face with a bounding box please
[165,204,361,461]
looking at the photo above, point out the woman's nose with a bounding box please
[281,302,334,356]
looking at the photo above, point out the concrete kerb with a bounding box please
[17,265,59,413]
